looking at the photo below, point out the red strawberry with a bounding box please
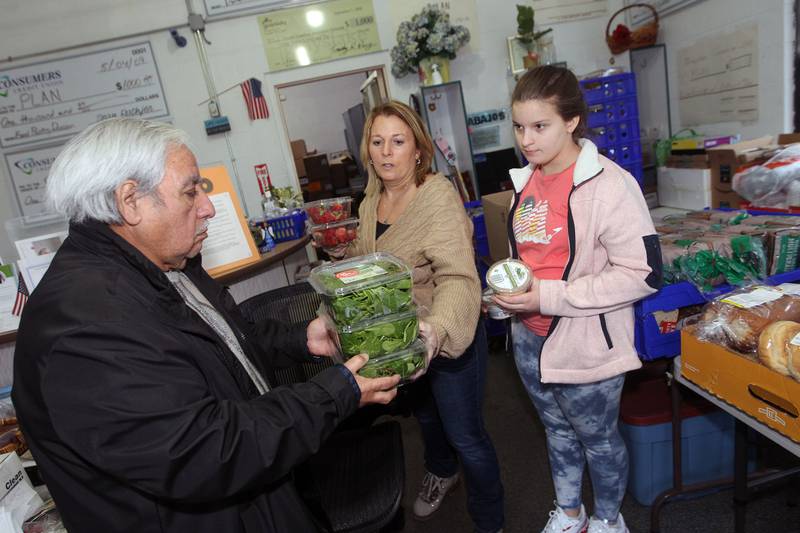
[335,227,347,242]
[323,230,338,247]
[346,228,357,240]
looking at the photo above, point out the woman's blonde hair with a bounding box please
[361,100,434,196]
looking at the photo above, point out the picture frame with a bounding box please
[507,36,530,76]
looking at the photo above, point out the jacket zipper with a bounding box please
[599,313,613,350]
[511,166,604,381]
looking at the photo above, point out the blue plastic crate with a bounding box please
[601,142,642,165]
[266,210,306,243]
[587,97,639,128]
[635,269,800,360]
[627,160,644,185]
[621,401,736,505]
[581,73,637,105]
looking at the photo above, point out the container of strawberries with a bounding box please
[303,197,353,224]
[308,218,359,248]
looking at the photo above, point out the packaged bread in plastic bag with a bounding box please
[757,320,800,380]
[696,283,800,355]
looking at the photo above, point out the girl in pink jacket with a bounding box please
[494,65,662,533]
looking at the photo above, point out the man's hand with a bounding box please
[344,354,400,406]
[493,277,541,314]
[306,317,339,356]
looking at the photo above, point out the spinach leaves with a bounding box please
[339,314,419,358]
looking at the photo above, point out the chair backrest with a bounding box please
[238,282,333,386]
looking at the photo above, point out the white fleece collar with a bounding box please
[508,138,604,193]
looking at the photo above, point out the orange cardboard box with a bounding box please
[681,327,800,443]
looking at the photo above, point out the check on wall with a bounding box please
[0,41,169,151]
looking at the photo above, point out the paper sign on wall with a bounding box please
[198,165,260,277]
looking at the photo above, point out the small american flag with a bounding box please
[11,273,28,317]
[240,78,269,120]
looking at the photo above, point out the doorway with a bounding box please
[276,66,389,202]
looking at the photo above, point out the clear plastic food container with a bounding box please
[307,217,359,248]
[486,259,532,295]
[308,252,414,325]
[335,307,419,359]
[303,197,353,224]
[482,287,513,320]
[358,338,428,384]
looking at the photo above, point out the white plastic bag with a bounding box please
[732,144,800,208]
[0,452,43,533]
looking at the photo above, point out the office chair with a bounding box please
[238,282,405,533]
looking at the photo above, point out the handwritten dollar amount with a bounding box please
[116,75,153,91]
[345,16,373,27]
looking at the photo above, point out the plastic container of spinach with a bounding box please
[358,338,427,383]
[335,307,419,359]
[308,252,414,325]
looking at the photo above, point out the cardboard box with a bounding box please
[290,139,307,159]
[707,143,764,209]
[657,167,711,210]
[705,135,800,209]
[665,153,709,169]
[482,190,514,263]
[681,327,800,443]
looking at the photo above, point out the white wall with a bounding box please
[656,0,794,139]
[279,71,366,157]
[0,0,793,262]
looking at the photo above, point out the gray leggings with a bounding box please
[511,321,627,521]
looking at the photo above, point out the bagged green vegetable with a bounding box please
[309,252,413,325]
[358,338,427,383]
[337,308,419,358]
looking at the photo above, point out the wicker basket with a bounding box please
[606,3,659,55]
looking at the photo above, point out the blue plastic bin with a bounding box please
[620,378,739,506]
[587,97,639,128]
[634,259,800,360]
[266,210,306,243]
[580,73,637,105]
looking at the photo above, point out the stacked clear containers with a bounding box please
[303,197,359,248]
[308,252,426,382]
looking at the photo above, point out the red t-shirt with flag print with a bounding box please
[512,163,574,335]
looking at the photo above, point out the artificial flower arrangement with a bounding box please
[390,4,470,80]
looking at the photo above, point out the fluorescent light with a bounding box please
[306,10,324,27]
[295,46,311,66]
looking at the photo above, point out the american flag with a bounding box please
[240,78,269,120]
[11,273,28,317]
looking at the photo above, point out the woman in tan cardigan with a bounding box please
[326,100,504,533]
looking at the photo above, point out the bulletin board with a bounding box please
[258,0,381,72]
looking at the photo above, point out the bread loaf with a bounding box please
[700,290,800,354]
[758,321,800,380]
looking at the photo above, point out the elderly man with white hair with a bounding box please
[12,118,400,533]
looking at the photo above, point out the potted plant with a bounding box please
[390,4,470,86]
[516,4,553,69]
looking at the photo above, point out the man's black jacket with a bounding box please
[12,220,359,532]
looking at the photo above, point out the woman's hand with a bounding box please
[493,277,541,314]
[309,239,349,260]
[411,320,440,380]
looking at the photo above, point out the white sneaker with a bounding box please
[412,471,460,521]
[542,502,588,533]
[587,513,629,533]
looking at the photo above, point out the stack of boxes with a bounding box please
[580,72,643,185]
